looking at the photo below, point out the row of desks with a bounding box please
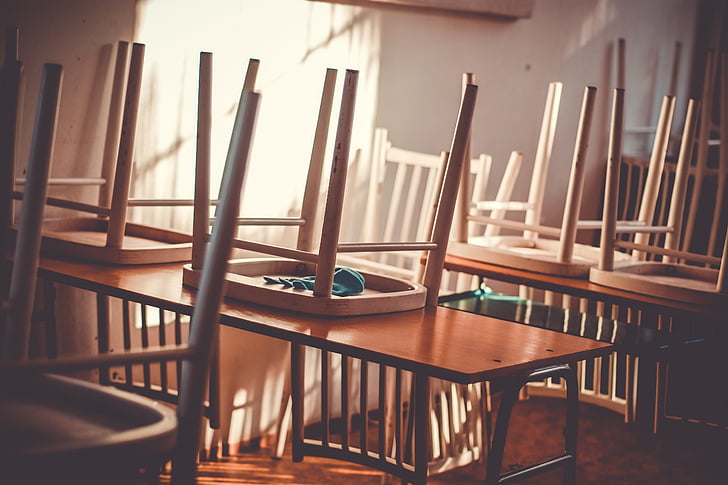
[36,256,613,484]
[38,256,612,385]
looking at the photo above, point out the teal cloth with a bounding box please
[263,267,365,296]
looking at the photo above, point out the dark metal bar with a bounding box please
[378,363,386,461]
[413,373,430,484]
[96,293,110,385]
[140,303,150,389]
[158,307,167,392]
[42,279,57,359]
[122,299,132,386]
[360,358,368,455]
[174,312,182,381]
[395,367,403,465]
[291,343,305,463]
[321,349,330,447]
[341,354,350,452]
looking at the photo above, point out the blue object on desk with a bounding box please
[264,267,365,296]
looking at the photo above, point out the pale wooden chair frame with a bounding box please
[449,83,605,277]
[590,88,727,305]
[184,72,478,315]
[266,79,479,468]
[1,60,261,484]
[451,83,686,281]
[8,39,198,264]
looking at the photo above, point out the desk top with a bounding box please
[38,257,612,384]
[444,254,726,318]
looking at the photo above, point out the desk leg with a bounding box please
[96,293,111,385]
[414,373,430,485]
[485,364,578,485]
[41,279,57,358]
[291,342,305,463]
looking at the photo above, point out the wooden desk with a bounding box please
[444,254,726,319]
[37,257,613,484]
[443,254,728,435]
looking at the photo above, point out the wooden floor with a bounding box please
[160,396,728,484]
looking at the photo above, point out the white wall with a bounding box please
[2,0,699,449]
[373,0,697,228]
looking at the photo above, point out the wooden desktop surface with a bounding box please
[444,254,727,318]
[38,257,612,384]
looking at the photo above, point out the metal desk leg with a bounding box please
[414,372,431,484]
[291,342,305,463]
[485,363,578,485]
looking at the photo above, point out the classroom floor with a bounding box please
[161,395,728,484]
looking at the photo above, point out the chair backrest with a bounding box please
[350,127,489,292]
[683,50,726,259]
[354,127,448,278]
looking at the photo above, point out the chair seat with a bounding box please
[449,237,632,278]
[590,262,725,306]
[0,373,177,479]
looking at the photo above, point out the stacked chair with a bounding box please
[448,82,642,278]
[590,90,727,305]
[185,65,487,477]
[7,36,194,265]
[0,54,261,485]
[184,69,473,314]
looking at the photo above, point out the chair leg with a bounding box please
[485,363,578,485]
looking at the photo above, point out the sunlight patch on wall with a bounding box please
[132,0,380,244]
[565,0,617,59]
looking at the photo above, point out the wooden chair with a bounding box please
[450,83,684,279]
[447,81,596,275]
[683,50,726,261]
[7,39,197,264]
[184,70,476,314]
[590,88,727,305]
[259,75,479,468]
[294,80,480,482]
[0,61,261,485]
